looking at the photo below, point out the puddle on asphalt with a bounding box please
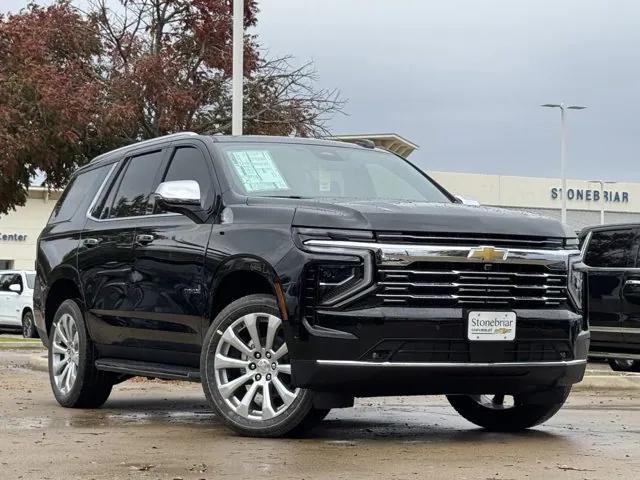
[1,409,217,431]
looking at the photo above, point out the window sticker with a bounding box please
[318,170,331,192]
[228,150,289,192]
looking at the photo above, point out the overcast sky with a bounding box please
[3,0,640,181]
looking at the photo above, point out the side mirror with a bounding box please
[454,194,480,206]
[8,284,21,294]
[154,180,205,223]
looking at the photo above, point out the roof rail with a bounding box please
[89,132,199,164]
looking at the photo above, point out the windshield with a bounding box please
[218,142,452,203]
[26,274,35,289]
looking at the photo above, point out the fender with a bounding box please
[205,254,286,321]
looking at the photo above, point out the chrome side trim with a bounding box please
[316,359,587,368]
[304,239,576,266]
[589,351,640,361]
[591,326,640,334]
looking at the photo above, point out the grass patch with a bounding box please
[0,336,39,343]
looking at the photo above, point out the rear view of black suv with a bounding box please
[34,133,589,437]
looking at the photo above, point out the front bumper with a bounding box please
[289,308,589,396]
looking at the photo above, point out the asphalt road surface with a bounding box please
[0,348,638,480]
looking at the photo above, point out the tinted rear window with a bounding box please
[585,229,637,268]
[50,165,110,223]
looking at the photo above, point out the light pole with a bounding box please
[541,103,587,224]
[232,0,244,135]
[589,180,616,225]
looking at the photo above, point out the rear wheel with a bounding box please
[608,358,640,372]
[48,299,114,408]
[447,388,571,431]
[22,310,38,338]
[201,294,329,437]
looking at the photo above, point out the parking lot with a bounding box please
[0,340,638,480]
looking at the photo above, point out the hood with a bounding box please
[285,199,572,238]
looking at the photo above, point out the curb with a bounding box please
[574,374,640,392]
[29,353,48,372]
[23,354,640,390]
[0,342,44,350]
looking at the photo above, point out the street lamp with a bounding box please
[232,0,244,135]
[541,103,587,224]
[589,180,616,225]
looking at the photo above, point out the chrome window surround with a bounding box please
[85,162,180,223]
[303,239,579,267]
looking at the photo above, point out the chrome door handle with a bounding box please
[82,238,101,248]
[136,234,155,245]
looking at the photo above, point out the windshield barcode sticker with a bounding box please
[229,150,289,192]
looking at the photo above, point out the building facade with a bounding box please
[429,171,640,232]
[0,188,60,270]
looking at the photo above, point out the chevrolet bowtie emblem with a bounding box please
[468,246,509,262]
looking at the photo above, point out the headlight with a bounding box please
[567,255,584,311]
[317,262,367,305]
[295,228,374,307]
[567,234,588,312]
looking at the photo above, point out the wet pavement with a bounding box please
[0,348,638,480]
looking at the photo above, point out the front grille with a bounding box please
[376,231,566,250]
[377,262,568,308]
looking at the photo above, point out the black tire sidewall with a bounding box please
[201,294,315,437]
[447,388,571,431]
[22,311,35,338]
[609,359,640,372]
[48,299,97,407]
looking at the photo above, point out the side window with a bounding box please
[11,274,22,289]
[50,165,110,223]
[108,150,163,219]
[156,146,212,212]
[0,274,21,290]
[584,229,637,268]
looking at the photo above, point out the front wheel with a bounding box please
[609,358,640,372]
[447,388,571,431]
[201,294,329,437]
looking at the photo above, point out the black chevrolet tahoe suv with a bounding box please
[34,133,589,437]
[579,224,640,372]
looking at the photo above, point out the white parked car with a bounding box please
[0,270,37,338]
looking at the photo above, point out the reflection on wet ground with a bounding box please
[1,351,639,479]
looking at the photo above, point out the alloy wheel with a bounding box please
[51,313,80,395]
[213,312,298,421]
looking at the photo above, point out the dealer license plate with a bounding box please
[468,311,516,341]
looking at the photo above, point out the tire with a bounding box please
[22,310,38,339]
[608,358,640,372]
[447,388,571,432]
[48,299,114,408]
[201,294,329,437]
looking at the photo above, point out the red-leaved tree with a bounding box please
[0,0,343,214]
